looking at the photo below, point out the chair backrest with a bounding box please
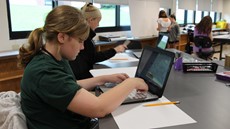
[194,36,212,48]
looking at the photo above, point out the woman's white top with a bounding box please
[157,18,171,32]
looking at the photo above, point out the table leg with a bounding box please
[220,43,223,60]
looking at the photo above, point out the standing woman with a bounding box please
[69,3,127,80]
[18,5,148,129]
[193,16,213,57]
[168,14,180,49]
[157,10,171,36]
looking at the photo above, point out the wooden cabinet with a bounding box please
[0,52,23,93]
[178,34,188,52]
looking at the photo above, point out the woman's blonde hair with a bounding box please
[81,3,101,19]
[18,5,90,68]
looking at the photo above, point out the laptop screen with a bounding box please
[157,35,169,49]
[144,52,172,88]
[137,47,175,97]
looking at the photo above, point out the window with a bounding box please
[97,4,116,27]
[6,0,52,39]
[175,0,222,26]
[176,9,185,25]
[7,0,130,39]
[195,11,202,23]
[187,10,194,24]
[120,5,130,26]
[216,12,221,22]
[210,11,215,23]
[58,1,130,32]
[203,11,209,17]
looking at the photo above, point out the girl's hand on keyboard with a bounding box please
[126,78,148,92]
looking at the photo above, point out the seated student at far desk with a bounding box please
[69,3,127,80]
[193,16,214,58]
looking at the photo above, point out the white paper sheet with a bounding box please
[112,96,196,129]
[90,67,197,129]
[90,67,137,77]
[97,53,139,65]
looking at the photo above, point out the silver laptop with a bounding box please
[99,46,175,104]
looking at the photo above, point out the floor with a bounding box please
[213,44,230,60]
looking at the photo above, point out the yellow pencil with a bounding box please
[143,101,180,107]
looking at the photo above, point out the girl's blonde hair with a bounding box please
[18,5,90,68]
[81,3,101,19]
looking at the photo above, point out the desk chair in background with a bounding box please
[185,29,194,54]
[193,36,214,60]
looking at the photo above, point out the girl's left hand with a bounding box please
[104,73,129,84]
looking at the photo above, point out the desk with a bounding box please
[95,36,158,52]
[213,34,230,60]
[97,50,230,129]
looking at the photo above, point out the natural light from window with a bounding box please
[9,0,52,31]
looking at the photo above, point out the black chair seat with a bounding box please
[194,36,214,60]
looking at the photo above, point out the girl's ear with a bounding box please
[57,33,66,44]
[87,17,94,22]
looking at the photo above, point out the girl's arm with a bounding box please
[77,73,129,90]
[69,77,148,118]
[209,31,213,41]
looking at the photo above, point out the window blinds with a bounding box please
[198,0,211,11]
[212,0,223,12]
[94,0,128,5]
[178,0,196,10]
[160,0,173,9]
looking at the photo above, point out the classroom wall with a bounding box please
[0,0,27,52]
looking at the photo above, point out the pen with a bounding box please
[110,58,128,60]
[143,101,180,107]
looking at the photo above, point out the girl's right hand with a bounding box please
[125,78,148,92]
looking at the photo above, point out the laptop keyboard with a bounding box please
[128,90,147,100]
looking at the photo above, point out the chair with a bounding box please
[193,36,214,60]
[185,29,194,54]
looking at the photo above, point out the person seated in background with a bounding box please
[168,14,180,49]
[18,5,148,129]
[69,3,127,80]
[157,10,171,36]
[193,16,214,59]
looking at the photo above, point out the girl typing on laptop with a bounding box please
[18,5,148,129]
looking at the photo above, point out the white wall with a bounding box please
[0,0,26,52]
[129,0,160,37]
